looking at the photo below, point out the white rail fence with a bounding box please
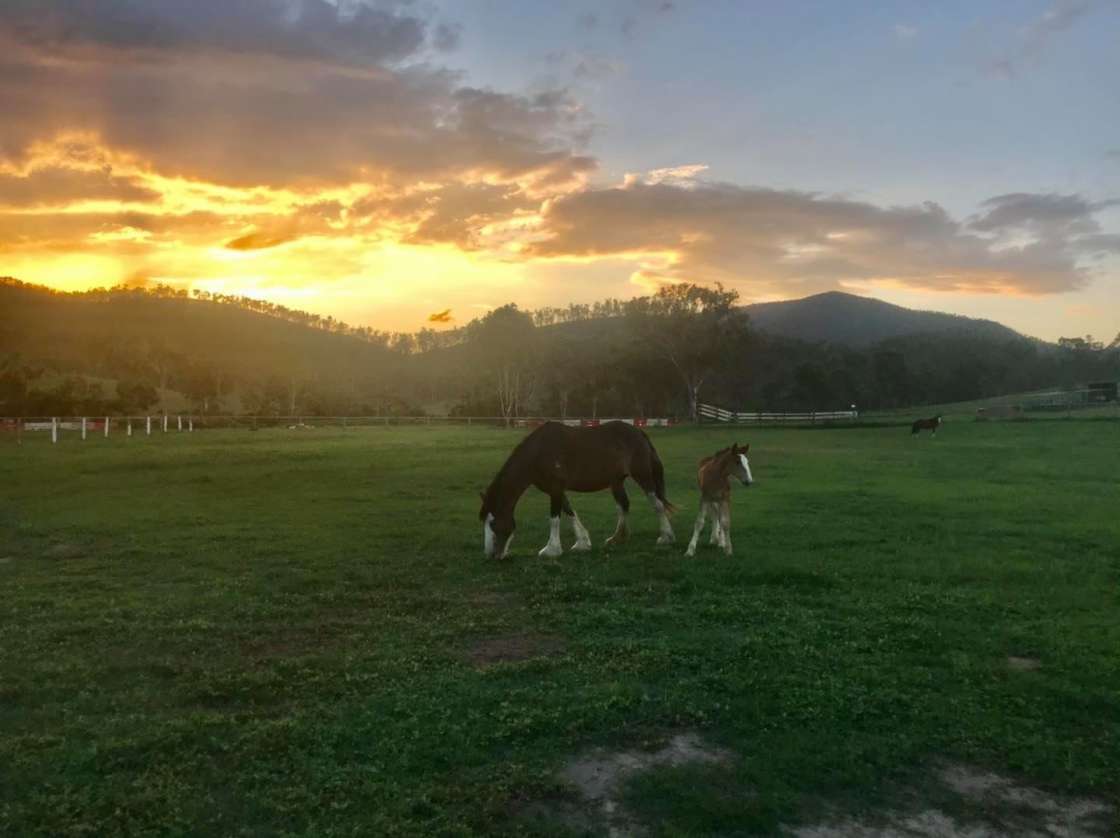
[698,403,859,424]
[1,414,682,443]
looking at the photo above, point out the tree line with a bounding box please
[1,277,1118,418]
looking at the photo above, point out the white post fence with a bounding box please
[162,415,168,433]
[104,417,110,438]
[81,417,87,440]
[147,416,152,436]
[52,417,58,444]
[177,415,183,432]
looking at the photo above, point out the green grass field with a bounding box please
[2,421,1119,835]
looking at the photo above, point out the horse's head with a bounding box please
[479,491,515,558]
[730,442,754,486]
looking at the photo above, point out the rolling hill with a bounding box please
[742,291,1027,346]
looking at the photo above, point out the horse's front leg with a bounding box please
[708,504,722,546]
[538,493,564,558]
[684,500,709,557]
[562,494,592,552]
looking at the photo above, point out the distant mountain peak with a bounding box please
[742,292,1026,346]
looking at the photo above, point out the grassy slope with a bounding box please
[1,422,1118,835]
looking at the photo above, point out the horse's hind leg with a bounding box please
[538,493,564,558]
[562,494,592,551]
[634,474,675,545]
[605,481,630,547]
[685,500,709,557]
[709,502,722,546]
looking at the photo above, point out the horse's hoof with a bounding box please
[684,549,696,558]
[657,535,675,546]
[571,541,592,552]
[538,545,563,558]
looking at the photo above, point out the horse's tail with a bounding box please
[643,431,676,515]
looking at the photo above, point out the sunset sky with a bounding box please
[2,0,1118,341]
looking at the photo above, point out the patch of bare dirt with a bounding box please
[516,732,734,836]
[467,633,565,667]
[1006,656,1042,671]
[790,762,1114,837]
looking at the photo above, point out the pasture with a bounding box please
[2,421,1118,835]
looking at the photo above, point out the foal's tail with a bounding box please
[644,432,676,515]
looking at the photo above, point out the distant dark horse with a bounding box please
[479,421,675,558]
[911,415,942,436]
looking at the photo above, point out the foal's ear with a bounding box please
[478,491,486,503]
[741,443,750,453]
[731,442,739,453]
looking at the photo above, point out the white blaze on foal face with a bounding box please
[738,453,753,485]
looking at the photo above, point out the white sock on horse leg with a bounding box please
[569,512,591,550]
[539,516,563,557]
[648,492,674,544]
[685,502,707,556]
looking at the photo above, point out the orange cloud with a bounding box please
[225,230,298,251]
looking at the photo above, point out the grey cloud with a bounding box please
[0,167,159,207]
[969,193,1118,237]
[528,182,1107,295]
[0,44,595,188]
[0,0,429,66]
[987,0,1099,77]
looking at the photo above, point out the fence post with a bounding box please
[188,417,193,432]
[163,415,168,433]
[16,419,22,446]
[128,419,133,437]
[177,415,182,432]
[52,417,58,444]
[105,416,111,438]
[146,416,152,436]
[81,417,87,440]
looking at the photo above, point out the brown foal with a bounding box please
[685,443,753,557]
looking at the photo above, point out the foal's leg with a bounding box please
[685,499,709,557]
[719,499,733,556]
[709,501,722,546]
[604,481,630,547]
[562,495,592,551]
[538,494,564,558]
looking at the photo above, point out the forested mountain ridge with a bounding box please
[2,277,1117,418]
[742,291,1027,346]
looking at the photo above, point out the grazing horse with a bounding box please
[479,421,675,559]
[911,415,942,436]
[685,443,753,557]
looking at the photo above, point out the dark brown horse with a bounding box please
[911,415,942,436]
[685,443,753,557]
[479,421,675,558]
